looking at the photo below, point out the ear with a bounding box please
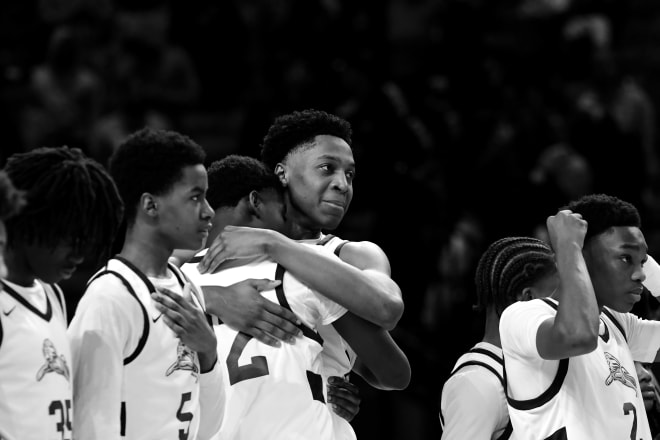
[517,287,533,302]
[247,190,262,218]
[140,193,159,218]
[274,163,287,187]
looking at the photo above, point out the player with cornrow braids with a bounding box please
[0,146,123,440]
[440,237,558,439]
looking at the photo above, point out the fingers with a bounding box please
[249,328,283,348]
[198,247,227,274]
[327,377,361,422]
[251,279,282,291]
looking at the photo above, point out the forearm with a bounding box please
[197,361,224,440]
[553,242,599,350]
[268,237,403,329]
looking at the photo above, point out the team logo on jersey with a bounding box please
[36,339,70,382]
[166,341,199,381]
[604,352,637,396]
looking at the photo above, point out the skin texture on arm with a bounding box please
[199,226,404,330]
[536,210,600,360]
[331,311,410,390]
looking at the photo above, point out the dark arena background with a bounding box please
[2,0,660,438]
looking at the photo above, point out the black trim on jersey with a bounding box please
[306,370,326,403]
[545,427,567,440]
[120,401,126,436]
[334,241,348,257]
[505,298,569,411]
[0,280,53,321]
[169,262,214,328]
[498,422,513,440]
[114,256,157,292]
[273,264,324,345]
[188,255,203,264]
[316,234,336,246]
[449,360,504,387]
[88,268,151,365]
[469,347,504,366]
[602,308,627,342]
[0,312,3,348]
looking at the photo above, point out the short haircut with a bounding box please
[109,127,206,222]
[206,155,281,210]
[563,194,641,241]
[475,237,556,316]
[4,146,123,261]
[260,109,352,170]
[0,171,25,220]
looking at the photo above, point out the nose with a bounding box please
[69,252,85,266]
[331,172,349,193]
[201,198,214,220]
[633,264,646,283]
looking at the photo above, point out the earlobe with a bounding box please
[518,287,533,302]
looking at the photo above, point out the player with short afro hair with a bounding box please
[109,127,206,224]
[206,155,281,210]
[563,193,641,241]
[260,109,352,170]
[0,171,24,221]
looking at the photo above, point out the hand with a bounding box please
[546,209,588,251]
[327,376,361,422]
[198,226,281,274]
[203,279,302,347]
[152,284,217,355]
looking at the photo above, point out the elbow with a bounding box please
[379,297,404,331]
[559,328,598,356]
[380,361,412,391]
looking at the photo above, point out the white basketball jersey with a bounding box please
[87,257,206,439]
[0,280,72,440]
[505,298,652,440]
[182,256,346,440]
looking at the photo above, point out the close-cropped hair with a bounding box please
[207,155,281,210]
[109,127,206,223]
[0,171,25,221]
[4,146,123,262]
[260,109,352,170]
[475,237,556,316]
[563,193,641,241]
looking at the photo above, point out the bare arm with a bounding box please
[199,226,404,330]
[536,210,599,360]
[332,311,411,390]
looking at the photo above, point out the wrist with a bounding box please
[199,349,218,373]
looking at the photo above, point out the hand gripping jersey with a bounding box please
[0,280,72,440]
[82,256,207,439]
[502,298,657,440]
[440,342,512,440]
[182,251,347,440]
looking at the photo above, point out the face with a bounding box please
[155,164,214,251]
[0,221,7,280]
[23,240,85,284]
[583,226,647,312]
[279,135,355,235]
[635,362,657,411]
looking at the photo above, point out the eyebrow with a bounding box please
[620,243,649,253]
[317,154,356,167]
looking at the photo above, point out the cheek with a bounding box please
[0,256,6,279]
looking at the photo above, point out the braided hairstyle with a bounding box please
[0,171,25,220]
[260,109,352,170]
[564,193,640,241]
[475,237,556,316]
[206,155,281,210]
[4,146,123,263]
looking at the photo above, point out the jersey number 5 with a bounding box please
[227,332,269,385]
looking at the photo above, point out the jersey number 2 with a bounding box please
[227,332,269,385]
[623,402,639,440]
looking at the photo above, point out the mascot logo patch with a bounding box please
[604,352,637,396]
[36,339,70,382]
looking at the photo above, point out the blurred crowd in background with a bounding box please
[2,0,660,438]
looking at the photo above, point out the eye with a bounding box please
[346,170,356,181]
[620,255,631,264]
[319,164,332,173]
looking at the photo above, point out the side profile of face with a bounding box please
[583,226,647,313]
[279,135,355,235]
[155,164,214,251]
[0,221,7,280]
[23,240,85,284]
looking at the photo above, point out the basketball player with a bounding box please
[0,147,123,440]
[0,171,23,281]
[500,194,660,439]
[439,237,558,439]
[198,109,406,438]
[170,154,409,439]
[67,128,223,439]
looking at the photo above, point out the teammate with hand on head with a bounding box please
[0,147,123,440]
[440,236,558,439]
[68,128,222,439]
[501,194,660,439]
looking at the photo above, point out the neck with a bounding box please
[482,308,502,348]
[284,195,322,240]
[119,225,172,277]
[4,246,35,286]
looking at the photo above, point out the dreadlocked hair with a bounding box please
[4,146,124,263]
[260,109,352,170]
[207,155,281,210]
[0,171,25,220]
[475,237,556,316]
[563,193,640,241]
[109,127,206,223]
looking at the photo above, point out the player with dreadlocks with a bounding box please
[439,236,558,439]
[0,146,123,440]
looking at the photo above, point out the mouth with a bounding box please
[322,200,346,210]
[60,266,78,277]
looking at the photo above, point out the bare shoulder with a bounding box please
[340,240,391,273]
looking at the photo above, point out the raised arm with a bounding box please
[536,210,599,360]
[199,226,404,330]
